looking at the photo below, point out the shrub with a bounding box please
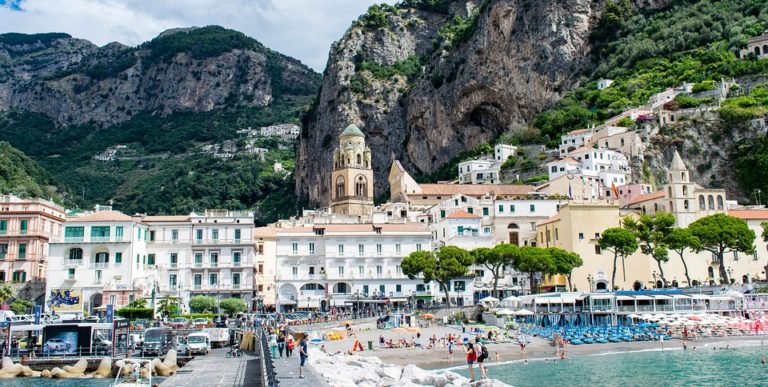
[116,308,154,320]
[692,80,716,93]
[219,298,248,316]
[189,295,217,313]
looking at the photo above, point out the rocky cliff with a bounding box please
[0,26,320,127]
[296,0,672,207]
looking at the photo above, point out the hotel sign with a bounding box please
[285,259,321,265]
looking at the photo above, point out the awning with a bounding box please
[414,295,433,300]
[653,295,672,300]
[389,298,408,303]
[589,294,614,299]
[616,295,635,301]
[633,295,652,300]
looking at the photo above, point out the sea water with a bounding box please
[454,342,768,386]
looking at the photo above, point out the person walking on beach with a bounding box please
[299,336,309,379]
[464,342,477,382]
[475,337,488,380]
[448,339,454,360]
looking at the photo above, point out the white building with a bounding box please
[559,128,595,156]
[494,144,517,163]
[254,226,278,310]
[458,159,500,184]
[47,208,152,314]
[597,79,614,90]
[274,223,445,311]
[145,210,256,312]
[546,158,580,181]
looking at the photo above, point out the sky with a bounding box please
[0,0,397,71]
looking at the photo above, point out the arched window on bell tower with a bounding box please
[356,154,362,165]
[355,175,368,198]
[335,176,345,199]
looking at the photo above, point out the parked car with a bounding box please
[191,318,208,328]
[142,328,177,357]
[186,332,211,355]
[44,338,70,352]
[212,315,227,328]
[167,317,189,329]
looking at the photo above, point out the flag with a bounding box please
[611,182,620,199]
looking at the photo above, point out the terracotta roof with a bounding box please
[67,211,133,223]
[276,223,429,234]
[253,226,278,237]
[547,157,579,165]
[276,226,314,234]
[568,147,591,155]
[627,191,665,205]
[728,210,768,220]
[445,210,481,220]
[566,128,592,135]
[142,215,190,222]
[539,214,560,225]
[417,184,533,196]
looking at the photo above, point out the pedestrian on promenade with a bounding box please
[268,329,278,358]
[277,332,285,358]
[464,342,477,382]
[286,333,295,357]
[299,336,309,379]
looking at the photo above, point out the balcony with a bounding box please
[194,261,203,268]
[90,237,111,243]
[232,283,241,290]
[64,237,84,243]
[191,238,247,245]
[90,262,109,269]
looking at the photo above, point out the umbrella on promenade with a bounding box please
[495,309,516,316]
[421,313,435,319]
[514,309,535,316]
[687,315,702,321]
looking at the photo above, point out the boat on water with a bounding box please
[109,359,153,387]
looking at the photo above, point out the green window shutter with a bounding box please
[511,205,516,212]
[483,207,489,216]
[147,254,155,265]
[20,220,28,232]
[18,243,26,259]
[440,210,445,218]
[467,208,473,214]
[0,220,6,232]
[498,205,503,212]
[115,252,122,263]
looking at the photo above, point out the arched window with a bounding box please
[717,195,724,210]
[681,172,687,182]
[642,206,646,214]
[682,185,688,195]
[507,223,520,229]
[355,175,368,197]
[708,195,715,210]
[756,46,762,56]
[356,153,362,165]
[684,199,689,209]
[668,173,673,182]
[335,176,345,199]
[699,195,705,210]
[668,187,672,197]
[669,201,673,211]
[763,45,768,55]
[743,275,749,284]
[654,203,658,212]
[708,266,715,279]
[68,248,83,260]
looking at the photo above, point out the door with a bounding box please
[509,232,519,246]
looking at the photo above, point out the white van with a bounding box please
[186,332,211,355]
[0,310,16,322]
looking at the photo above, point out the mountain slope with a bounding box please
[0,27,320,221]
[0,141,60,199]
[296,0,673,207]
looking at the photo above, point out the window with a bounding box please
[416,243,423,251]
[376,244,382,255]
[440,210,446,218]
[171,229,178,242]
[169,274,177,289]
[708,195,715,210]
[530,222,536,231]
[379,285,385,294]
[555,228,559,240]
[95,270,102,284]
[19,220,28,235]
[194,274,202,289]
[115,252,122,264]
[292,267,298,276]
[0,220,6,235]
[684,200,689,209]
[483,207,489,216]
[17,243,26,259]
[169,253,176,267]
[91,226,110,239]
[258,264,263,274]
[358,244,364,256]
[209,273,218,286]
[510,205,516,213]
[147,254,155,266]
[395,244,401,254]
[233,252,241,266]
[196,229,203,242]
[530,204,536,212]
[484,227,491,234]
[64,226,84,240]
[733,251,739,261]
[396,284,402,293]
[211,229,219,242]
[355,175,368,197]
[467,208,474,214]
[595,233,600,238]
[338,244,344,255]
[210,252,218,267]
[595,245,602,254]
[338,266,344,276]
[67,268,75,280]
[376,265,382,276]
[292,242,298,255]
[396,265,402,275]
[232,273,241,289]
[717,195,724,210]
[115,226,124,240]
[234,229,241,242]
[363,285,369,295]
[358,266,364,276]
[309,242,315,255]
[194,253,203,268]
[578,233,584,240]
[698,195,705,210]
[149,230,155,242]
[754,251,759,261]
[0,244,7,259]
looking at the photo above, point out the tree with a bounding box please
[598,228,638,290]
[10,299,34,315]
[0,285,12,305]
[127,298,148,309]
[157,296,180,317]
[761,221,768,242]
[189,295,217,313]
[513,246,555,294]
[623,213,675,287]
[401,246,473,307]
[689,214,755,284]
[548,248,583,291]
[472,244,519,298]
[665,228,702,287]
[219,297,247,316]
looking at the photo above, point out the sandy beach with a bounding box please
[298,320,768,370]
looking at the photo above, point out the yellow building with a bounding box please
[331,125,374,216]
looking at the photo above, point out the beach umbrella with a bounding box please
[421,313,435,319]
[340,320,354,326]
[627,314,641,319]
[495,309,516,316]
[687,315,702,321]
[514,309,535,316]
[480,296,500,303]
[392,327,407,333]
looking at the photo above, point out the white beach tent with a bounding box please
[513,309,535,316]
[480,296,500,303]
[495,309,516,316]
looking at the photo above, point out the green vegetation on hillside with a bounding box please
[139,26,268,64]
[0,32,71,57]
[0,141,60,199]
[532,0,768,140]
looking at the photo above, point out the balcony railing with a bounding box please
[64,237,84,243]
[90,236,111,243]
[90,262,109,269]
[194,262,203,268]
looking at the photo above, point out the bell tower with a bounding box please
[330,124,374,215]
[667,149,696,226]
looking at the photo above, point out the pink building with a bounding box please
[0,195,66,283]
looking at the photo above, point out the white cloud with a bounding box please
[0,0,396,70]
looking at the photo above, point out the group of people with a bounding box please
[266,327,310,379]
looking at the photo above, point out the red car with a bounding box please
[167,317,189,329]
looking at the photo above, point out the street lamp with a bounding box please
[587,274,593,292]
[652,271,657,288]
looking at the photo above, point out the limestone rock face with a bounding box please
[296,0,672,206]
[0,27,320,127]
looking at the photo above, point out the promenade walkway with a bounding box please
[159,348,263,387]
[273,352,328,387]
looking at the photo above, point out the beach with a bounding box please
[301,320,768,370]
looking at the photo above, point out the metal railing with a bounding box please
[257,328,278,386]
